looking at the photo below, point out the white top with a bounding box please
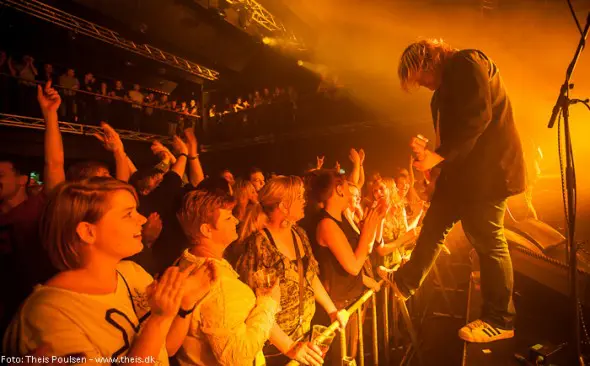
[3,261,169,366]
[175,250,279,366]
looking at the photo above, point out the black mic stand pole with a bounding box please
[547,11,590,366]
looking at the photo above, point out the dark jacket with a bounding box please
[431,49,526,200]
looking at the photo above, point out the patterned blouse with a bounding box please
[236,225,320,340]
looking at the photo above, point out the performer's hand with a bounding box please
[413,150,444,171]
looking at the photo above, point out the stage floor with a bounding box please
[386,265,577,366]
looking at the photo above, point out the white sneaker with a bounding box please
[458,319,515,343]
[377,266,409,301]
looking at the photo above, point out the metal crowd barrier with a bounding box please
[286,279,412,366]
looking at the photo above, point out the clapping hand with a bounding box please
[93,122,124,153]
[147,266,188,318]
[171,135,189,156]
[359,148,366,165]
[349,148,360,165]
[151,140,176,163]
[181,260,219,310]
[183,128,198,156]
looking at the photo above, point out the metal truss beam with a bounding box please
[0,113,167,143]
[1,0,220,81]
[0,114,384,152]
[226,0,304,48]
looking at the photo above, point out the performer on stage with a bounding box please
[378,39,526,343]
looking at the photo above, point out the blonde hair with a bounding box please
[41,177,138,271]
[233,179,256,204]
[177,190,236,245]
[398,39,455,92]
[238,175,303,243]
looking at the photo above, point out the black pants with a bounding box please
[394,190,515,329]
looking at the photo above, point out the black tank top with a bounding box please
[315,210,365,304]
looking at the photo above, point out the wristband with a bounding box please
[178,304,197,318]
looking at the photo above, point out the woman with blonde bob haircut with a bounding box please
[237,175,348,366]
[3,177,215,362]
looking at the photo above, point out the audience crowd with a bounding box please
[0,50,301,138]
[0,80,426,365]
[0,50,370,145]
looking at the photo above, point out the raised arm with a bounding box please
[38,81,65,192]
[169,136,188,179]
[348,148,361,186]
[151,141,176,173]
[183,128,205,187]
[358,149,366,189]
[93,122,131,182]
[317,200,387,276]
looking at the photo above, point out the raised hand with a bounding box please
[359,148,366,165]
[37,81,61,114]
[142,212,163,248]
[349,148,360,164]
[334,161,341,172]
[171,135,189,156]
[93,122,124,153]
[316,156,325,170]
[183,127,198,155]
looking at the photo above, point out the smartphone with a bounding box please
[29,171,43,185]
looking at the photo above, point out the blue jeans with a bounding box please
[394,190,516,330]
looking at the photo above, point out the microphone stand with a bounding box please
[547,11,590,366]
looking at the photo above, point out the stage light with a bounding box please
[262,37,271,45]
[297,60,304,66]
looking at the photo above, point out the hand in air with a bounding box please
[316,156,325,170]
[93,122,124,153]
[37,81,61,113]
[359,149,366,165]
[349,148,360,164]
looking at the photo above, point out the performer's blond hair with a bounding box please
[398,39,456,91]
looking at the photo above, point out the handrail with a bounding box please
[0,72,201,120]
[286,280,385,365]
